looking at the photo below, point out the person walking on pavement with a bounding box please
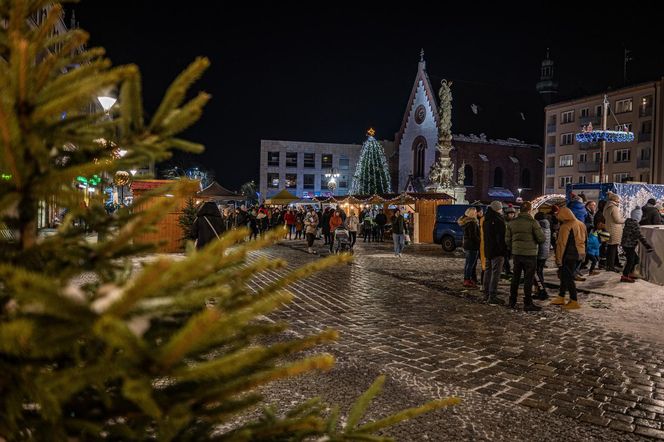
[620,208,654,282]
[304,206,319,254]
[458,207,480,288]
[551,207,587,310]
[328,209,343,253]
[505,202,545,311]
[603,192,625,272]
[482,201,507,305]
[191,201,225,250]
[375,209,387,242]
[346,210,359,249]
[391,208,406,257]
[321,208,332,245]
[503,205,516,277]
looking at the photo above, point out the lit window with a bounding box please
[559,154,574,167]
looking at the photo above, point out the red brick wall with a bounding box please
[451,141,543,203]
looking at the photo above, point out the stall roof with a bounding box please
[197,181,239,199]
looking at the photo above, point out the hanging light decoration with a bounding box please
[575,122,634,144]
[114,171,131,186]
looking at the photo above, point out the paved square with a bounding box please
[248,240,664,440]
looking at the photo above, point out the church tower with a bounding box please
[536,48,558,104]
[395,49,440,192]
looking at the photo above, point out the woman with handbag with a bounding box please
[191,201,225,250]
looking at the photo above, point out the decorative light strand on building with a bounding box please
[575,130,634,144]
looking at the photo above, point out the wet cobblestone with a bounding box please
[247,241,663,440]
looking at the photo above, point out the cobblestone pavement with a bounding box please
[247,240,664,441]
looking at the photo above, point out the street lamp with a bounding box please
[517,188,523,203]
[325,168,340,195]
[97,95,117,113]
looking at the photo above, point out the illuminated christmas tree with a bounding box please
[350,129,392,195]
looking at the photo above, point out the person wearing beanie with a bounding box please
[567,194,587,223]
[551,207,587,310]
[603,193,624,272]
[641,198,663,225]
[482,201,507,305]
[505,201,545,311]
[620,210,654,282]
[458,207,480,288]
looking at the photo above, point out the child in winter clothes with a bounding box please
[620,209,654,283]
[586,228,601,275]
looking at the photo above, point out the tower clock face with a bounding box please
[415,105,426,124]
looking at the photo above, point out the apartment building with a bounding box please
[543,80,664,194]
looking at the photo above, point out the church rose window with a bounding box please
[415,105,426,124]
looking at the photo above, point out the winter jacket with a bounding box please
[641,204,663,226]
[479,216,487,270]
[321,211,332,233]
[537,219,551,260]
[483,207,507,259]
[584,209,595,231]
[329,213,343,231]
[304,212,319,234]
[505,212,545,256]
[346,215,360,232]
[191,202,225,250]
[458,216,480,251]
[586,230,600,256]
[555,207,587,266]
[284,212,296,226]
[375,213,387,226]
[603,201,625,245]
[567,199,587,222]
[392,215,405,234]
[621,218,653,250]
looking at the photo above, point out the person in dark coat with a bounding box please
[567,193,587,222]
[374,210,387,242]
[641,199,663,226]
[321,208,332,245]
[482,201,507,305]
[621,209,654,282]
[458,207,480,288]
[191,201,225,250]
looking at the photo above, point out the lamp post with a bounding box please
[517,187,523,202]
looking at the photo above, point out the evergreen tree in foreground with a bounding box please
[0,2,458,440]
[178,197,199,248]
[349,129,392,195]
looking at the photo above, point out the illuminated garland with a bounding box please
[575,130,634,143]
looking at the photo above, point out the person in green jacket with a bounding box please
[505,201,545,311]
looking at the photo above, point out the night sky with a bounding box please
[73,4,664,190]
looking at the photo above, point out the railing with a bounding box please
[578,162,599,172]
[546,167,556,176]
[546,144,556,154]
[638,132,652,142]
[637,158,651,169]
[578,142,600,151]
[547,123,557,133]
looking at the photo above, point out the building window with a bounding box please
[320,175,328,190]
[339,175,348,188]
[284,174,297,188]
[578,153,588,163]
[463,164,473,186]
[303,153,315,168]
[521,169,531,188]
[561,110,574,124]
[559,176,572,188]
[267,152,280,167]
[615,123,632,132]
[640,172,650,182]
[493,167,503,187]
[614,172,630,182]
[595,105,603,116]
[412,136,427,178]
[614,149,630,163]
[640,96,653,116]
[267,173,279,188]
[286,152,298,168]
[641,148,651,161]
[641,120,652,135]
[578,175,587,184]
[593,152,601,163]
[303,174,314,189]
[580,108,589,117]
[615,98,633,114]
[560,133,574,145]
[322,154,333,169]
[591,174,609,183]
[559,154,574,167]
[339,157,350,170]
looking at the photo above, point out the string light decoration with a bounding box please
[114,171,131,186]
[576,129,634,143]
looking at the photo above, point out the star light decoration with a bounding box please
[575,122,634,144]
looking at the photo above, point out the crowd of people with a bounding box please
[458,193,661,311]
[191,202,414,256]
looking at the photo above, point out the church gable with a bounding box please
[396,58,440,192]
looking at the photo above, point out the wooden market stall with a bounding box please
[130,179,198,253]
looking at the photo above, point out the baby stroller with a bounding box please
[333,225,352,254]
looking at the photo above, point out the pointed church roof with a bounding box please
[394,51,439,151]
